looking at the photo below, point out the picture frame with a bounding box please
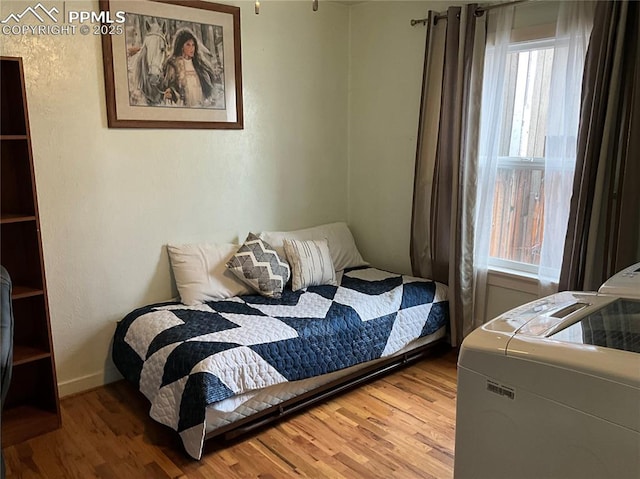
[99,0,243,129]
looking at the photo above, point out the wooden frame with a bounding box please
[100,0,243,129]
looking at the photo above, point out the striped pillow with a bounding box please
[226,233,290,298]
[283,239,337,291]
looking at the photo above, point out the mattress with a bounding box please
[113,267,449,459]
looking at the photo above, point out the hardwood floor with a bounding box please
[3,349,458,478]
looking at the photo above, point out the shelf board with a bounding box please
[0,134,28,140]
[12,285,44,300]
[0,214,37,224]
[1,405,60,447]
[13,345,51,365]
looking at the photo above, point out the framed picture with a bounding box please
[100,0,243,129]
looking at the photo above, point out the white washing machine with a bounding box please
[599,262,640,298]
[454,263,640,479]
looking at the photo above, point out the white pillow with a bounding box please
[284,238,337,291]
[167,243,252,305]
[259,222,368,272]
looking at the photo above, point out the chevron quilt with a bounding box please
[112,267,449,459]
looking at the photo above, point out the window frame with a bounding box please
[487,37,557,277]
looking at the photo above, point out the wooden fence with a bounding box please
[489,166,545,265]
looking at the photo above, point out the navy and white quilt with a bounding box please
[112,267,449,459]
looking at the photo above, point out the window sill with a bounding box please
[487,266,540,295]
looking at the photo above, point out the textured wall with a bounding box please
[347,1,446,275]
[0,0,349,395]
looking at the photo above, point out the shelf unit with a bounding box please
[1,56,61,446]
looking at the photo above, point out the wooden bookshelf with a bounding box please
[1,56,61,446]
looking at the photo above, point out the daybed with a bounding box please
[112,223,450,459]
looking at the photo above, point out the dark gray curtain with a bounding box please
[429,7,466,285]
[410,10,441,283]
[560,0,640,291]
[411,5,483,346]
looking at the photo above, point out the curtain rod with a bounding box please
[410,0,529,27]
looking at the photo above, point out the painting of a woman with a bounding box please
[102,1,242,128]
[163,27,224,109]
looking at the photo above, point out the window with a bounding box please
[488,39,555,275]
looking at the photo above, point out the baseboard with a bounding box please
[57,364,123,398]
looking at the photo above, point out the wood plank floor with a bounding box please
[3,349,458,478]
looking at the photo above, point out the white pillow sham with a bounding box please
[167,243,252,305]
[284,238,337,291]
[259,222,368,272]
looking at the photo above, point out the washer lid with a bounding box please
[599,262,640,298]
[505,294,640,389]
[549,298,640,353]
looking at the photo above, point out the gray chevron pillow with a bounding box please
[226,233,290,298]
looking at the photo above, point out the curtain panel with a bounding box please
[560,0,640,291]
[538,1,594,294]
[412,1,596,345]
[410,5,485,346]
[472,5,517,332]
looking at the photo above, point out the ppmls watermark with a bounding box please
[1,2,125,36]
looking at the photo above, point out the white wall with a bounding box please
[485,272,539,321]
[1,0,350,395]
[347,1,450,275]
